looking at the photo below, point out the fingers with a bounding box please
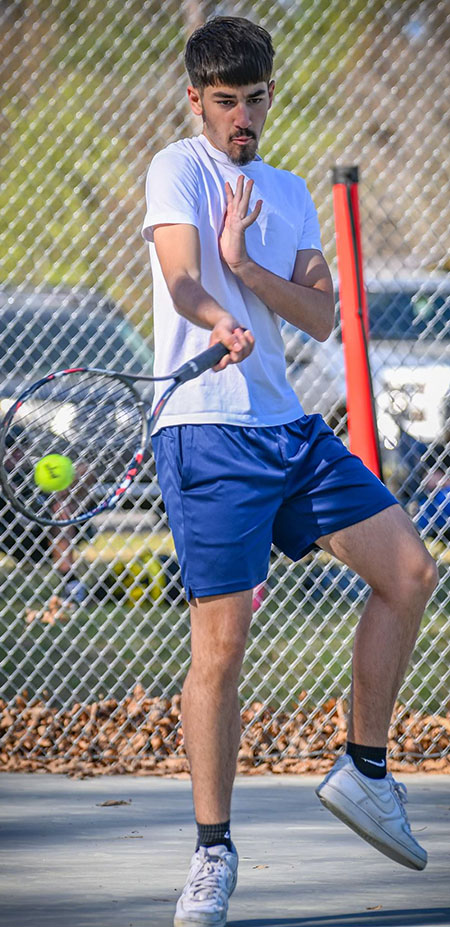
[229,325,254,359]
[224,180,234,205]
[211,326,255,370]
[225,176,262,222]
[239,176,253,216]
[243,198,263,229]
[224,176,247,210]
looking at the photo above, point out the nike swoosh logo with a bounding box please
[356,775,398,815]
[363,758,386,767]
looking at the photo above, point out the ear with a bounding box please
[268,80,275,109]
[187,86,203,116]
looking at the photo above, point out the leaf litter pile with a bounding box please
[24,595,73,626]
[1,685,449,777]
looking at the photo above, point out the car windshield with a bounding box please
[0,312,154,376]
[368,291,450,340]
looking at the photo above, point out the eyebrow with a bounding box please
[211,90,266,100]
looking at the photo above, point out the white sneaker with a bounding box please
[174,843,238,926]
[316,755,427,870]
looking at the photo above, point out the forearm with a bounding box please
[234,260,334,342]
[170,273,237,330]
[153,223,254,368]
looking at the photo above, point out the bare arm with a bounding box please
[219,176,335,342]
[153,223,254,370]
[234,249,334,341]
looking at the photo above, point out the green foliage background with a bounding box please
[0,0,447,335]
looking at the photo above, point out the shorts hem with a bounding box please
[289,498,398,562]
[187,574,267,600]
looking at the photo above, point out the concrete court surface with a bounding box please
[0,773,449,927]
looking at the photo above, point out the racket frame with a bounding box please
[0,342,228,527]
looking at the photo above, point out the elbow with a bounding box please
[315,298,335,342]
[316,322,334,343]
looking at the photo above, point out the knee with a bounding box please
[192,636,247,687]
[423,551,439,595]
[385,544,438,612]
[409,545,438,597]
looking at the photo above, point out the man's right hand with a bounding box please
[209,316,255,370]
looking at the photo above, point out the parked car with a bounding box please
[0,288,156,503]
[282,274,450,450]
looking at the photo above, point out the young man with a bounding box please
[142,17,437,926]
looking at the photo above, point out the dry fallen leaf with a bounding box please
[24,595,71,625]
[1,692,449,777]
[25,610,39,624]
[96,799,132,806]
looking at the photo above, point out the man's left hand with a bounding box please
[219,176,262,275]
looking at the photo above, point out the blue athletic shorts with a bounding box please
[152,415,397,599]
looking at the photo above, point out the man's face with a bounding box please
[187,81,275,165]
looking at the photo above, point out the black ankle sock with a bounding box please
[346,741,387,779]
[196,820,232,852]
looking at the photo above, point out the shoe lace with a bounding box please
[390,778,411,832]
[187,852,229,901]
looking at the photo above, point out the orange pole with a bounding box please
[332,166,383,479]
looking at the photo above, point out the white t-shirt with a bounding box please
[142,133,322,430]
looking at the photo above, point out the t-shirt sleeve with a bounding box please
[297,183,322,252]
[142,147,200,242]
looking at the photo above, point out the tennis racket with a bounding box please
[0,342,229,527]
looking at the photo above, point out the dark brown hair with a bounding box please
[185,16,274,91]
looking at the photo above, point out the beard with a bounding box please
[202,115,258,164]
[228,134,258,165]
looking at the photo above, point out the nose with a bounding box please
[234,104,251,128]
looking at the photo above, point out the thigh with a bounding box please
[316,503,427,594]
[273,415,397,561]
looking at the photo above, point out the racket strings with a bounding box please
[1,372,145,522]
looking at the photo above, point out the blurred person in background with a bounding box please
[0,425,89,604]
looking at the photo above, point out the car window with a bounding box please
[368,291,450,340]
[0,312,154,376]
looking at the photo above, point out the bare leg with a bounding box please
[49,526,76,575]
[50,497,77,576]
[182,590,253,823]
[317,504,438,745]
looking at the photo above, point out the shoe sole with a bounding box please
[174,919,226,927]
[316,781,427,870]
[174,909,229,927]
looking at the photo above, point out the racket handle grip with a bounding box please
[174,343,230,383]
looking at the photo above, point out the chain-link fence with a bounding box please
[1,0,449,774]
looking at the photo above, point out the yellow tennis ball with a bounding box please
[34,454,75,493]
